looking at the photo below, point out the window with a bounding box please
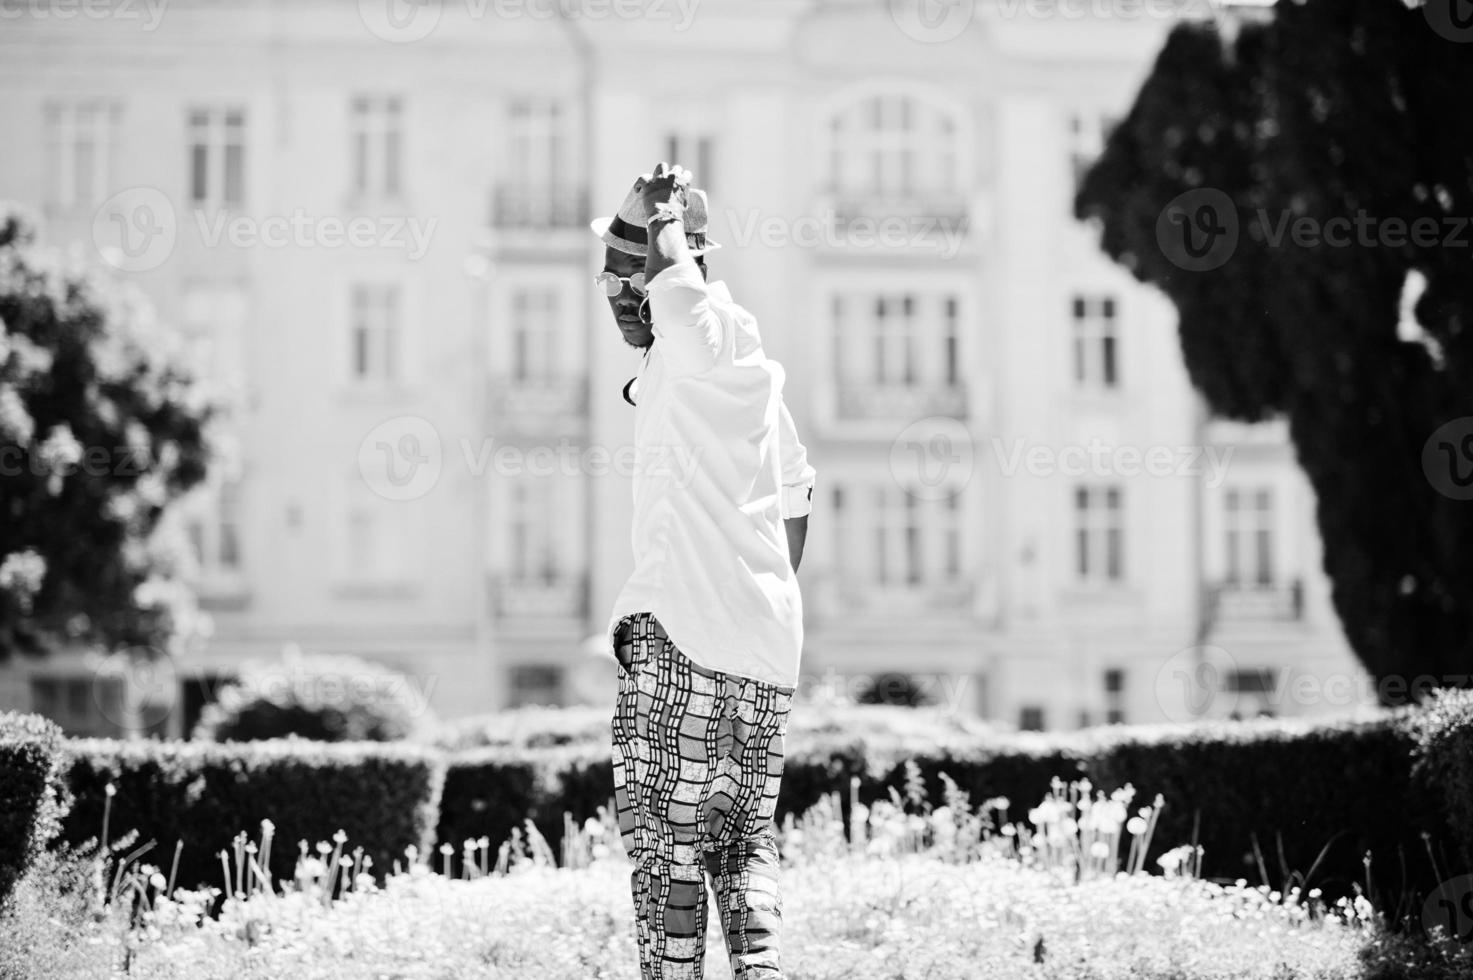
[833,291,961,389]
[1103,668,1126,724]
[1224,488,1274,587]
[829,93,959,199]
[350,95,403,198]
[30,675,123,737]
[499,98,578,226]
[834,482,962,590]
[510,665,564,708]
[188,107,246,207]
[664,132,714,192]
[181,283,249,392]
[1071,295,1119,389]
[187,478,243,575]
[45,100,120,210]
[1068,110,1116,191]
[510,287,560,382]
[1074,485,1124,584]
[342,500,407,584]
[349,283,401,385]
[1019,705,1046,732]
[508,481,561,584]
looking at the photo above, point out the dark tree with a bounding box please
[1076,1,1473,705]
[0,204,216,660]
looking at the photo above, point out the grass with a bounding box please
[1,770,1470,980]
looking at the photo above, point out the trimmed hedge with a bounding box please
[1411,689,1473,875]
[58,736,445,892]
[25,697,1473,930]
[1083,714,1445,910]
[428,710,1459,922]
[0,711,71,910]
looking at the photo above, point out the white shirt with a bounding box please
[604,257,817,689]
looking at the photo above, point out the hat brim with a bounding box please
[590,216,721,257]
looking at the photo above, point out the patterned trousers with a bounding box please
[611,612,794,980]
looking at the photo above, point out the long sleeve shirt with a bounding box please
[604,257,817,688]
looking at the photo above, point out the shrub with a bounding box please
[1410,689,1473,875]
[1083,713,1446,920]
[192,646,435,743]
[57,737,445,892]
[0,711,71,911]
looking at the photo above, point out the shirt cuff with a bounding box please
[781,483,814,519]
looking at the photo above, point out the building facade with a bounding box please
[0,0,1372,736]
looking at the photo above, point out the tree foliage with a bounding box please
[1076,1,1473,703]
[0,204,216,659]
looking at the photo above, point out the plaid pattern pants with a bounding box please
[611,612,794,980]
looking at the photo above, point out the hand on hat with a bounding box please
[636,161,693,221]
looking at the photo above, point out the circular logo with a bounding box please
[358,0,442,42]
[1423,875,1473,942]
[1153,644,1239,724]
[357,416,443,501]
[889,0,974,42]
[1424,0,1473,43]
[1422,417,1473,501]
[93,648,178,733]
[889,416,974,501]
[1156,188,1238,272]
[92,187,177,273]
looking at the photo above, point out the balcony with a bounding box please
[487,376,587,436]
[817,189,975,253]
[836,383,967,422]
[1205,581,1305,624]
[489,186,589,230]
[490,574,588,622]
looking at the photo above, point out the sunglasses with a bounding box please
[594,271,648,297]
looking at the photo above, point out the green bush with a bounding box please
[1411,689,1473,875]
[0,711,71,911]
[192,647,435,743]
[1083,714,1445,915]
[58,737,445,892]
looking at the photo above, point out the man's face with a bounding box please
[602,247,653,350]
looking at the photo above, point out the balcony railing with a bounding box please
[489,186,589,230]
[825,189,972,229]
[488,376,587,432]
[491,574,588,621]
[836,383,967,421]
[1205,580,1304,624]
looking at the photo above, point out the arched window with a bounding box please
[828,92,962,200]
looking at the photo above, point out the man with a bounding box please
[591,162,816,980]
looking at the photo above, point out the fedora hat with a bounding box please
[590,181,722,257]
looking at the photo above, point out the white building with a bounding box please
[0,0,1372,736]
